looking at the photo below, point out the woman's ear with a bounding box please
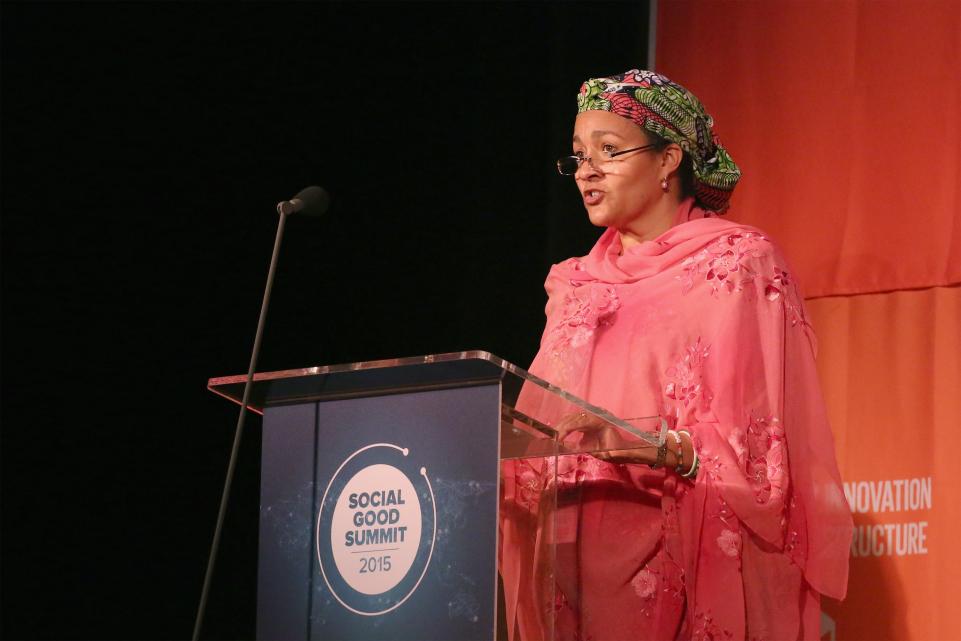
[661,143,684,175]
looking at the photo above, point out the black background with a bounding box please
[1,2,648,638]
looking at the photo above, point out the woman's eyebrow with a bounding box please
[572,130,626,142]
[590,129,624,139]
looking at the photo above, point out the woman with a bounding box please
[500,70,852,641]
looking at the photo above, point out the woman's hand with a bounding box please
[554,412,658,465]
[554,411,610,443]
[554,411,694,471]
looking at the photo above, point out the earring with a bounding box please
[660,178,669,191]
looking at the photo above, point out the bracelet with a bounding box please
[669,430,684,470]
[684,454,700,479]
[649,440,667,469]
[677,430,699,479]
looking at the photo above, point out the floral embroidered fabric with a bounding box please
[499,199,852,640]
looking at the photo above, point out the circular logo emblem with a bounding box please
[316,444,435,616]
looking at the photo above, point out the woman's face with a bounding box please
[572,110,664,231]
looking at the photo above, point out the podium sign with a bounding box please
[208,352,665,640]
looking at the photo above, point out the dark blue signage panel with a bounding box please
[258,384,500,640]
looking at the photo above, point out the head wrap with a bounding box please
[577,69,740,213]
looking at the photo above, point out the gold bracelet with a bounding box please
[669,430,684,471]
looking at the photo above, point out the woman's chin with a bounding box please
[586,207,615,228]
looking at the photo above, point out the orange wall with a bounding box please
[657,2,961,639]
[809,287,960,640]
[656,0,960,298]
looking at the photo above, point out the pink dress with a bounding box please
[500,199,852,641]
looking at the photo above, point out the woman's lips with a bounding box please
[583,189,605,206]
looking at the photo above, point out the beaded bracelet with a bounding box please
[677,430,699,479]
[650,440,667,469]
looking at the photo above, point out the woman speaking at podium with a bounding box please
[500,70,852,641]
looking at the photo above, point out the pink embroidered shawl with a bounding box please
[500,199,852,640]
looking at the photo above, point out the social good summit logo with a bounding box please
[316,443,436,616]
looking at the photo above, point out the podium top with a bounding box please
[209,351,513,412]
[208,351,666,452]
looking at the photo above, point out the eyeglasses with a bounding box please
[556,144,658,176]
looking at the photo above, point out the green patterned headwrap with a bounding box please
[577,69,740,212]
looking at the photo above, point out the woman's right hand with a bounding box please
[553,411,691,471]
[553,411,651,460]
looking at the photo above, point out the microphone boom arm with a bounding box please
[192,207,290,641]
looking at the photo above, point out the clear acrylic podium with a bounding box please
[208,351,666,641]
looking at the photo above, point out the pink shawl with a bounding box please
[500,199,852,640]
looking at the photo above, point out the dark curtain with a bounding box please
[1,2,648,638]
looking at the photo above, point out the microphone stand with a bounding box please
[192,208,290,641]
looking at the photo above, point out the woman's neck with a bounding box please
[617,195,683,251]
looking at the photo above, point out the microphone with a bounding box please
[276,185,330,216]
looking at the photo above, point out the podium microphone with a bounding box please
[193,186,329,641]
[276,184,330,217]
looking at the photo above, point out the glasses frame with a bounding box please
[556,144,658,176]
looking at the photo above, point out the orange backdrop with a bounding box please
[657,2,961,639]
[809,286,961,640]
[657,0,960,298]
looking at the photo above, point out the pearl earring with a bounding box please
[660,178,669,191]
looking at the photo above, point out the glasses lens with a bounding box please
[556,156,579,175]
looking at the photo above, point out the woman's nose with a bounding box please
[575,156,602,179]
